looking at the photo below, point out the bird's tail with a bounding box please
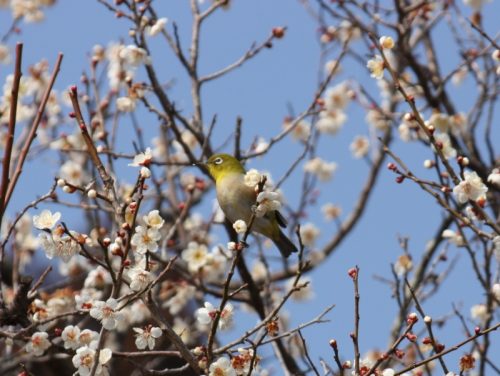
[273,230,298,258]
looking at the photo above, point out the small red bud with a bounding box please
[329,339,337,350]
[272,27,286,38]
[178,202,186,211]
[474,326,481,335]
[476,197,486,208]
[348,267,358,279]
[406,313,418,324]
[422,336,432,345]
[69,111,76,118]
[70,85,77,94]
[406,333,417,342]
[54,327,63,336]
[435,343,445,353]
[396,175,405,184]
[123,259,131,267]
[395,349,405,359]
[435,141,443,149]
[387,162,397,171]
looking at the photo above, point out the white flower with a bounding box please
[304,157,337,182]
[38,231,79,261]
[128,267,153,292]
[315,109,347,135]
[0,43,10,65]
[196,302,234,329]
[244,169,263,188]
[84,266,112,289]
[233,219,247,234]
[78,329,99,347]
[89,298,124,330]
[129,147,153,167]
[133,326,162,350]
[324,82,350,111]
[131,225,161,254]
[143,210,164,229]
[442,229,464,246]
[350,135,370,159]
[300,223,320,247]
[182,241,209,271]
[253,137,268,154]
[231,348,261,375]
[428,112,450,133]
[487,168,500,187]
[33,210,61,230]
[367,55,385,79]
[60,160,87,185]
[470,304,488,323]
[255,191,282,217]
[453,170,488,203]
[321,203,342,221]
[366,109,390,131]
[492,283,500,301]
[283,119,311,142]
[25,331,51,356]
[288,277,314,301]
[148,17,168,36]
[119,45,149,67]
[72,345,112,376]
[209,357,236,376]
[116,96,136,112]
[433,133,456,159]
[140,166,151,178]
[379,36,395,49]
[61,325,81,350]
[463,0,491,10]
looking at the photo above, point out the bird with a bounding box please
[204,153,298,258]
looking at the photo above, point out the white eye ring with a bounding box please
[214,157,223,165]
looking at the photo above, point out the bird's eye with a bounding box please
[214,157,223,165]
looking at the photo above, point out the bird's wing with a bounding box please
[274,210,288,228]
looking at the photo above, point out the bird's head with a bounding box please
[205,154,245,182]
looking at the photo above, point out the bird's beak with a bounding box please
[192,160,207,167]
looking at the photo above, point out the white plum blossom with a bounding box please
[25,331,51,356]
[255,191,282,217]
[433,133,456,159]
[119,45,149,67]
[84,266,113,289]
[300,223,320,247]
[128,267,153,292]
[470,303,488,323]
[61,325,81,350]
[324,82,350,111]
[315,109,347,135]
[78,329,99,347]
[442,229,465,246]
[350,135,370,159]
[38,231,79,262]
[196,301,234,329]
[133,326,162,350]
[428,112,450,133]
[116,96,136,112]
[33,210,61,230]
[487,168,500,187]
[60,159,87,185]
[253,137,269,154]
[379,36,395,49]
[143,210,165,229]
[147,17,168,36]
[72,345,112,376]
[231,348,261,375]
[130,225,161,254]
[453,170,488,203]
[0,43,10,65]
[304,157,337,182]
[288,277,314,301]
[492,283,500,301]
[367,55,385,79]
[463,0,491,10]
[129,147,153,167]
[232,219,247,234]
[182,241,209,271]
[283,119,311,142]
[366,108,391,131]
[209,357,236,376]
[244,169,263,188]
[90,298,124,330]
[321,203,342,221]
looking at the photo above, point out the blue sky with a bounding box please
[1,0,499,373]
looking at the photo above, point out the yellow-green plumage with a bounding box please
[206,154,298,258]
